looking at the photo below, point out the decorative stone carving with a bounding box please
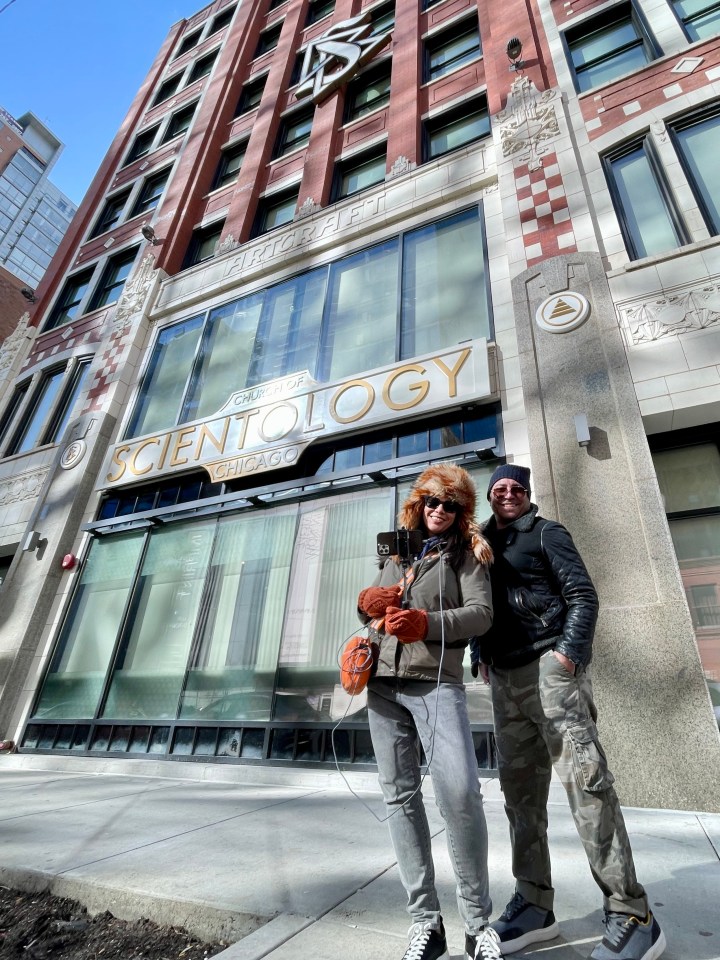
[216,234,239,254]
[617,279,720,346]
[0,467,49,507]
[388,155,415,179]
[650,120,668,144]
[0,312,33,378]
[497,76,561,170]
[113,254,156,328]
[295,12,392,104]
[297,197,321,218]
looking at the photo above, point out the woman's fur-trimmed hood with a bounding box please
[398,463,492,565]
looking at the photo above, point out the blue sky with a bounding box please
[0,0,202,205]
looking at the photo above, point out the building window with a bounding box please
[424,17,481,82]
[1,358,92,457]
[123,126,159,166]
[274,105,314,157]
[88,247,140,312]
[254,188,299,236]
[235,76,266,116]
[604,136,689,260]
[44,269,94,330]
[423,95,490,161]
[669,106,720,237]
[564,2,659,93]
[671,0,720,41]
[152,73,183,106]
[369,1,394,35]
[213,140,247,190]
[160,102,197,144]
[306,0,334,25]
[175,29,202,58]
[183,220,225,268]
[255,21,282,58]
[129,206,491,437]
[344,62,391,122]
[651,436,720,729]
[333,147,386,200]
[130,168,171,218]
[209,6,235,34]
[422,0,445,8]
[187,50,218,85]
[89,190,131,239]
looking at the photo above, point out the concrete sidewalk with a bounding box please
[0,755,718,960]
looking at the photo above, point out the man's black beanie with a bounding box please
[486,464,531,500]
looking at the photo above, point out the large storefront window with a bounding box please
[30,459,496,738]
[126,208,492,440]
[33,533,145,719]
[653,441,720,727]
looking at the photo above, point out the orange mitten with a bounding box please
[358,585,402,618]
[385,607,429,644]
[340,636,379,694]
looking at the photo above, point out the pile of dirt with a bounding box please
[0,886,230,960]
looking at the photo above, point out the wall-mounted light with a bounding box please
[574,413,591,448]
[141,223,161,245]
[20,287,37,302]
[22,530,42,552]
[506,37,526,71]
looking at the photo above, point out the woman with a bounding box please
[356,463,501,960]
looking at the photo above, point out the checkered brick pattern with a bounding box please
[21,325,98,373]
[82,325,130,413]
[514,152,577,266]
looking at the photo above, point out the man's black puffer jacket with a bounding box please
[479,504,599,670]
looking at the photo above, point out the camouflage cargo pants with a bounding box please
[490,650,648,916]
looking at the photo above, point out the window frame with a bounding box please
[187,49,219,85]
[332,145,387,201]
[669,0,720,41]
[369,1,394,36]
[668,103,720,238]
[209,6,235,35]
[273,104,315,158]
[89,189,132,239]
[129,168,172,219]
[254,21,283,58]
[123,126,160,167]
[562,1,660,94]
[212,140,248,190]
[183,220,226,268]
[423,16,482,84]
[174,29,202,59]
[306,0,334,25]
[603,133,690,260]
[87,247,140,313]
[160,102,198,145]
[422,94,490,162]
[43,268,95,331]
[252,187,299,237]
[235,75,267,116]
[152,73,183,107]
[344,61,392,123]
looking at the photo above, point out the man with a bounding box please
[476,464,665,960]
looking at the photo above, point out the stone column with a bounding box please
[511,250,720,812]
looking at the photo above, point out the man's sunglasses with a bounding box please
[424,495,460,514]
[491,485,527,499]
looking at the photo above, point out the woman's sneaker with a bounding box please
[401,920,449,960]
[490,892,559,954]
[590,911,666,960]
[464,925,502,959]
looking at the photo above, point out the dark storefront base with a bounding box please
[20,720,498,773]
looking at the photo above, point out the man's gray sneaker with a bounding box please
[464,925,502,960]
[590,911,666,960]
[490,892,559,954]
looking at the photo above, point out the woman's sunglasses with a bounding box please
[424,495,460,514]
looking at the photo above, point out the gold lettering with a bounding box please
[382,364,429,411]
[169,426,197,467]
[330,379,375,424]
[156,432,174,471]
[195,419,231,460]
[258,401,298,443]
[432,348,471,398]
[129,437,162,476]
[106,445,131,484]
